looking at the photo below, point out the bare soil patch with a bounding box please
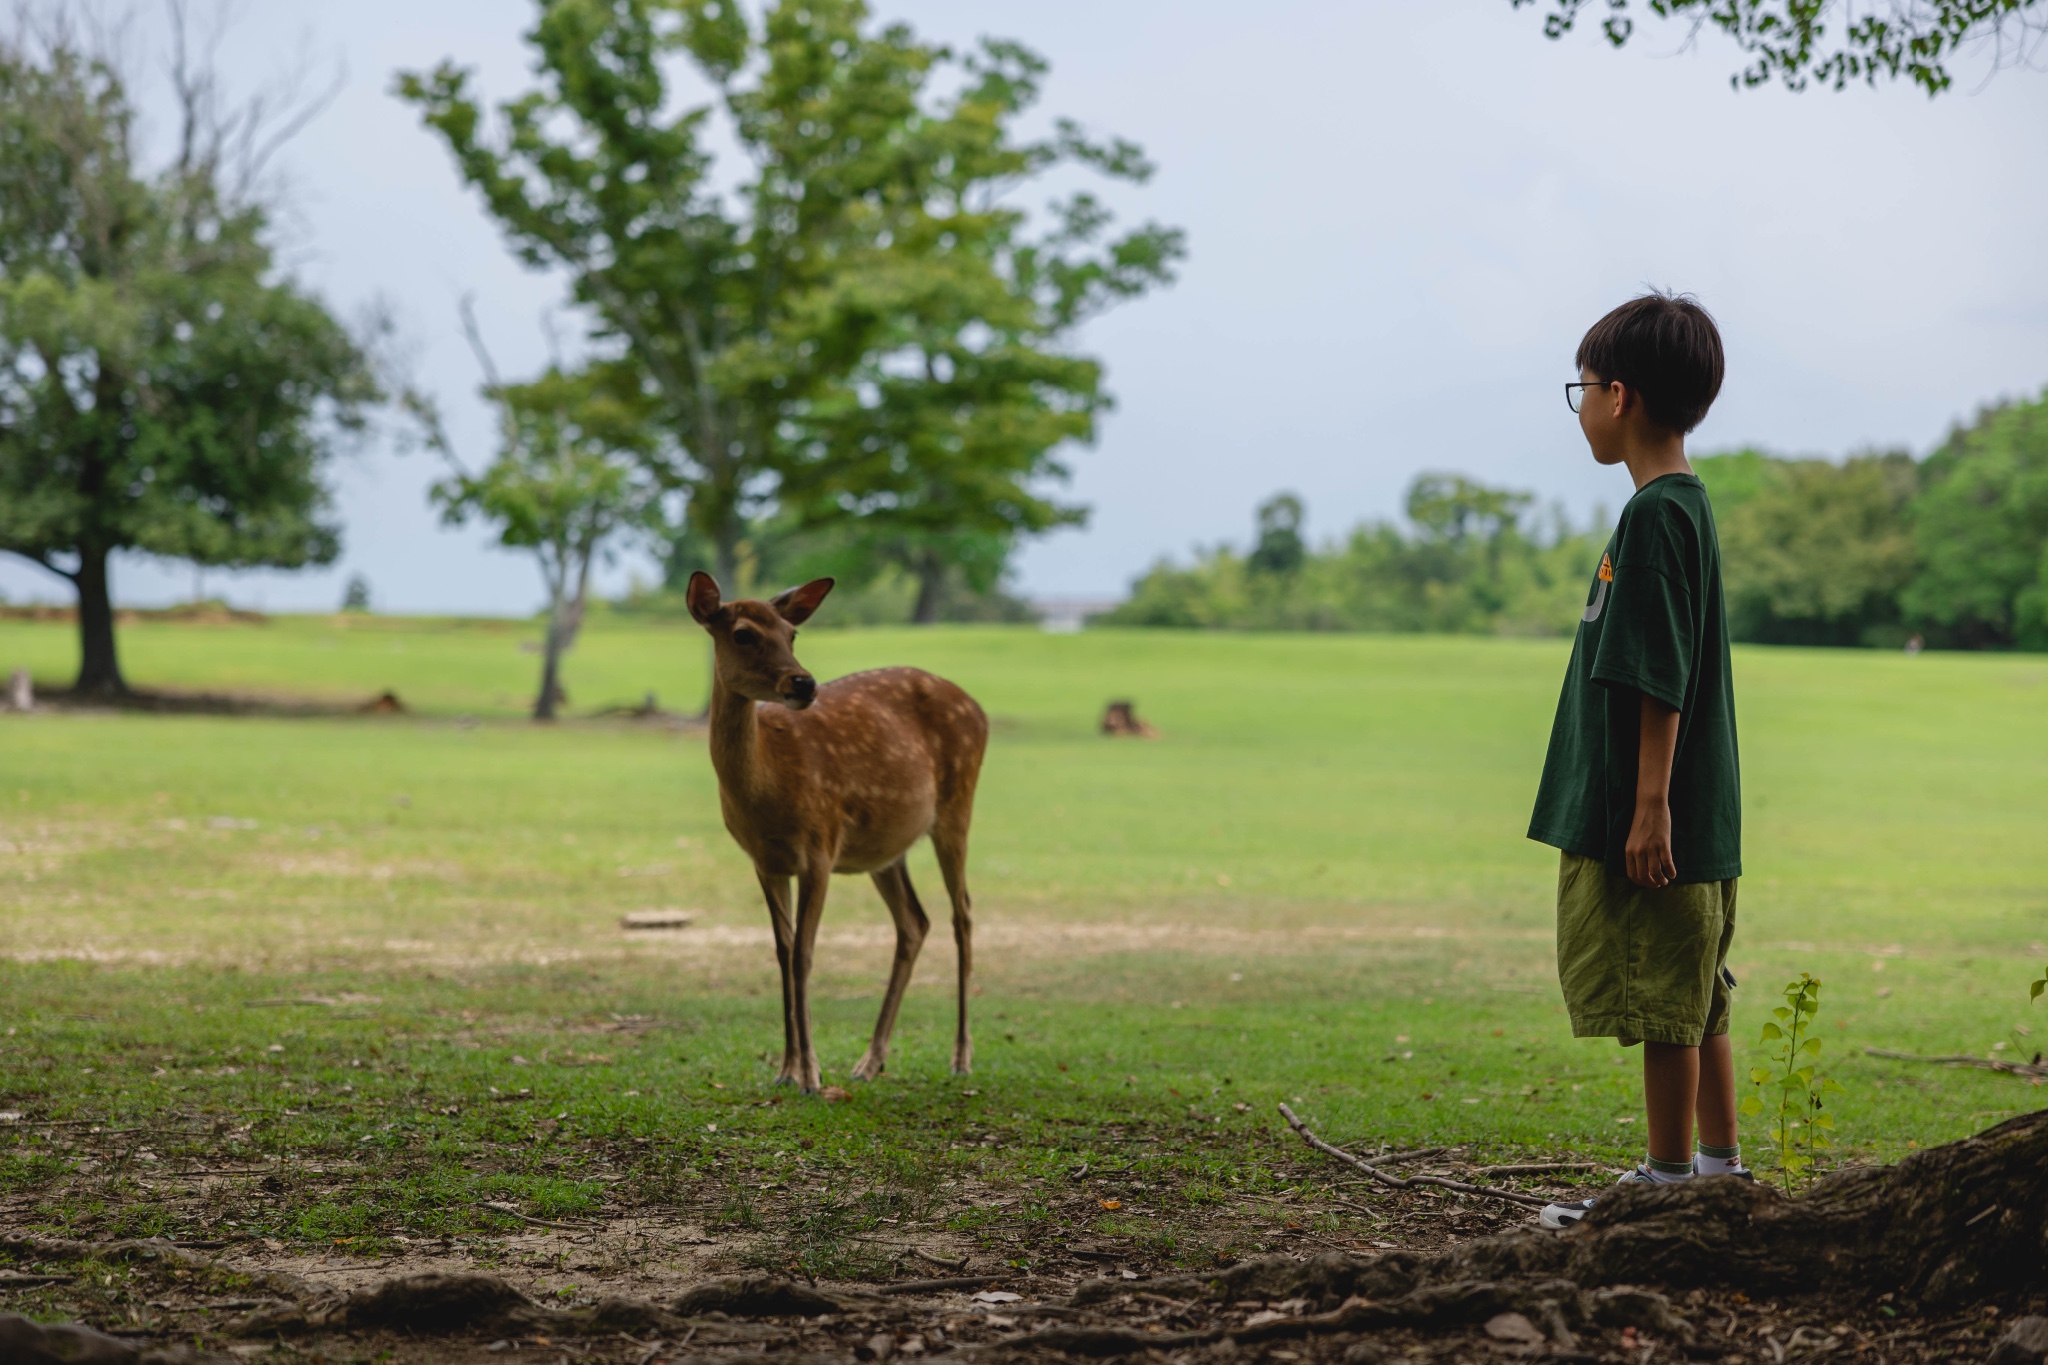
[6,1113,2045,1363]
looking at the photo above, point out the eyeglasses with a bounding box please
[1565,380,1617,414]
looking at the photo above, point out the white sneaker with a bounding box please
[1539,1163,1659,1229]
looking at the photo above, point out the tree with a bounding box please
[1699,450,1919,646]
[1515,0,2039,94]
[400,2,1179,617]
[1900,391,2048,649]
[398,0,935,596]
[430,354,658,720]
[0,17,376,695]
[777,39,1181,621]
[1515,0,2047,94]
[1248,493,1306,576]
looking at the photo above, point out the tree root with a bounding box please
[0,1310,235,1364]
[5,1109,2040,1359]
[1078,1105,2048,1346]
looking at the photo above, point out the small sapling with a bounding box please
[1741,973,1844,1191]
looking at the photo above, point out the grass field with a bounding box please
[1,613,2044,1286]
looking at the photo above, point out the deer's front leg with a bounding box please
[757,872,800,1086]
[790,864,832,1094]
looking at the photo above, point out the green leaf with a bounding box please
[1802,1037,1823,1055]
[2031,978,2044,1001]
[1740,1096,1763,1116]
[1749,1067,1772,1085]
[1759,1023,1783,1040]
[1772,1007,1793,1021]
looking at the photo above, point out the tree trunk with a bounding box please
[911,554,946,625]
[533,627,566,721]
[72,544,126,697]
[714,529,740,598]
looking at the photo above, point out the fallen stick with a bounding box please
[1480,1162,1603,1177]
[1864,1047,2047,1079]
[911,1247,969,1272]
[878,1274,1003,1295]
[1350,1144,1450,1164]
[1277,1105,1550,1209]
[479,1200,594,1230]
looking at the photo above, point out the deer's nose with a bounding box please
[786,674,817,705]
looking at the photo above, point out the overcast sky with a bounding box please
[4,0,2045,615]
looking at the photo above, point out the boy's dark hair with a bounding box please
[1576,292,1724,434]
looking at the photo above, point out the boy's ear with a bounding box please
[771,577,835,625]
[686,572,725,626]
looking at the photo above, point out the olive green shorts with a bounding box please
[1555,851,1737,1048]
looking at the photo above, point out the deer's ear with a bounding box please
[686,572,725,626]
[771,577,835,625]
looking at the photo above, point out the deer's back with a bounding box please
[748,667,987,873]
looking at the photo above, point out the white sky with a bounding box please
[4,1,2046,614]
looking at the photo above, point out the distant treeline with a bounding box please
[1100,478,1603,636]
[1104,388,2048,649]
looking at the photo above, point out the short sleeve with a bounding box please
[1590,501,1696,711]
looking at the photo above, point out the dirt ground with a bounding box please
[3,1149,2038,1365]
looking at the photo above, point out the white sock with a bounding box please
[1643,1155,1694,1183]
[1695,1144,1744,1175]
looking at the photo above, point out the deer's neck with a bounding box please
[707,674,768,801]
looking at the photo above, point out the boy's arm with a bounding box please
[1627,692,1680,888]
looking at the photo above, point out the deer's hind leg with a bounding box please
[931,819,975,1076]
[850,860,930,1082]
[756,871,801,1086]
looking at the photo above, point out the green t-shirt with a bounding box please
[1528,473,1741,882]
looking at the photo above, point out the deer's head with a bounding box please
[687,572,835,709]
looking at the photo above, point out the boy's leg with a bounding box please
[1642,1041,1699,1168]
[1695,1031,1738,1150]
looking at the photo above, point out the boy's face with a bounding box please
[1577,366,1630,466]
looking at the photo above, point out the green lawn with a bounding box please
[0,615,2043,1272]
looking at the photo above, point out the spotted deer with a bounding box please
[686,572,989,1094]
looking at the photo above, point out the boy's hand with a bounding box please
[1626,798,1678,888]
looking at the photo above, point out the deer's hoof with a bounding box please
[771,1072,798,1087]
[849,1056,884,1082]
[950,1049,973,1076]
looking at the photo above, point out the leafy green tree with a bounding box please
[430,359,658,720]
[1515,0,2046,95]
[1248,493,1307,576]
[779,39,1180,621]
[1901,391,2048,649]
[401,1,1177,617]
[1688,447,1779,513]
[1699,451,1920,646]
[0,25,377,694]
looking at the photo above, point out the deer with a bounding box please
[685,571,989,1095]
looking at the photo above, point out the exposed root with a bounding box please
[4,1110,2042,1362]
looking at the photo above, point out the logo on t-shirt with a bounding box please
[1582,553,1612,624]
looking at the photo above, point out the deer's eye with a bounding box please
[731,627,760,647]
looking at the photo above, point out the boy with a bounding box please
[1527,292,1746,1229]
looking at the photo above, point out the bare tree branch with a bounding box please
[458,294,506,392]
